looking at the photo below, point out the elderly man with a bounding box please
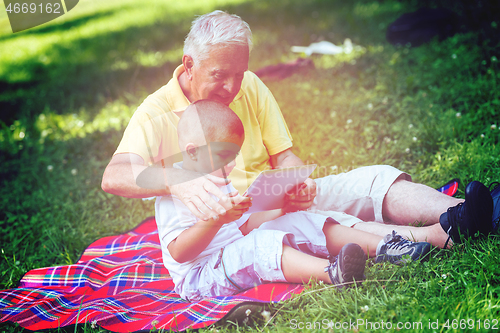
[102,10,494,249]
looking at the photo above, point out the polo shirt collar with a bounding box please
[232,78,244,103]
[168,65,191,113]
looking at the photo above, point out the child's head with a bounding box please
[177,99,244,178]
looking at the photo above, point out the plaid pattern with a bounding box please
[0,217,303,332]
[437,178,460,197]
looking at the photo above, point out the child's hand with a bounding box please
[216,192,252,224]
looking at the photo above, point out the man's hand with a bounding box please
[217,192,252,224]
[269,148,316,213]
[282,177,317,213]
[170,174,237,221]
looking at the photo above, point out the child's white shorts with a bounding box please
[180,212,332,300]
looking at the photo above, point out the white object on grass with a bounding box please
[291,39,354,56]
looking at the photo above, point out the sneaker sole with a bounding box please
[337,243,366,284]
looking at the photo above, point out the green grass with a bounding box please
[1,0,499,332]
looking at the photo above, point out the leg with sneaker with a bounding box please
[257,211,432,262]
[323,221,432,263]
[184,229,368,300]
[281,222,434,288]
[381,179,463,226]
[354,222,448,248]
[281,243,366,287]
[375,231,432,264]
[438,181,494,247]
[355,180,494,248]
[310,166,494,248]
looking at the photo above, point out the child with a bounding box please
[155,100,431,301]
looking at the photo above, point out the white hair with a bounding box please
[184,10,252,64]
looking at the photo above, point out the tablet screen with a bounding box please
[245,164,317,213]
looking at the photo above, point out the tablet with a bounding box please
[245,164,317,213]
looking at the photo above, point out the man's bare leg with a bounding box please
[382,179,463,226]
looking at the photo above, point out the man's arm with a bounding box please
[269,148,317,213]
[269,148,304,169]
[101,153,167,198]
[101,153,234,220]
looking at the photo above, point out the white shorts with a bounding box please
[308,165,411,226]
[179,165,408,299]
[180,212,332,300]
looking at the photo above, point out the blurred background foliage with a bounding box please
[0,0,499,331]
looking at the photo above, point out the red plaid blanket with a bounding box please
[0,217,303,332]
[0,180,458,331]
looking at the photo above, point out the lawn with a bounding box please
[1,0,499,332]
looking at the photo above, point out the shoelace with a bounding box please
[325,257,339,284]
[442,202,466,248]
[385,232,412,251]
[325,255,338,270]
[489,182,499,192]
[445,202,463,230]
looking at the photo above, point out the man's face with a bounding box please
[186,43,249,106]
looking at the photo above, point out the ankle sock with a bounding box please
[376,238,386,256]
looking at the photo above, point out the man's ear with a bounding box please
[185,143,198,161]
[182,55,195,80]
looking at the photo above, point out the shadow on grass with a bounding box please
[1,0,497,154]
[0,9,118,42]
[0,0,407,128]
[0,17,184,126]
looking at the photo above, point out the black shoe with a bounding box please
[490,182,500,232]
[326,243,366,288]
[439,181,494,247]
[375,231,432,264]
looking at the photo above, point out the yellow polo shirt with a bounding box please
[114,65,293,193]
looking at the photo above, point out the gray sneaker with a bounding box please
[326,243,366,288]
[376,231,431,264]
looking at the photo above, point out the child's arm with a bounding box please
[168,194,252,263]
[239,209,284,235]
